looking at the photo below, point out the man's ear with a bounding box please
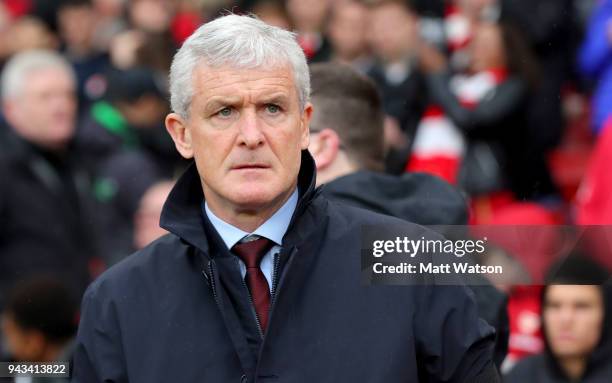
[165,113,194,159]
[309,128,340,171]
[2,100,20,127]
[299,103,313,150]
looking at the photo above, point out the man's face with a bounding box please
[3,67,76,150]
[470,23,505,72]
[543,285,605,359]
[329,2,369,59]
[287,0,330,32]
[133,181,173,249]
[58,5,96,49]
[169,64,311,215]
[368,4,417,62]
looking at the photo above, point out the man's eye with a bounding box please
[217,107,233,117]
[266,104,281,114]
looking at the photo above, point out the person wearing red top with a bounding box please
[409,21,555,201]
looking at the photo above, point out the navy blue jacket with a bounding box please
[0,133,96,309]
[72,151,498,382]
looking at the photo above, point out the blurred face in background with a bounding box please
[286,0,330,33]
[130,0,173,33]
[58,3,97,53]
[470,22,506,72]
[328,1,369,61]
[134,181,173,249]
[368,2,418,63]
[253,2,291,31]
[0,4,10,60]
[456,0,496,21]
[3,67,77,150]
[5,18,57,54]
[543,285,604,360]
[94,0,126,18]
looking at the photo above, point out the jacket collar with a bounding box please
[160,150,319,256]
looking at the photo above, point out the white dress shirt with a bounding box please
[203,189,298,290]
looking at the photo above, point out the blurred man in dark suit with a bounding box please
[0,50,96,308]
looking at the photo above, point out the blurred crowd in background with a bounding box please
[0,0,611,381]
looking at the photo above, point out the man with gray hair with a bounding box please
[0,50,96,309]
[73,14,499,382]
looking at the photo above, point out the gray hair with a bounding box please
[1,50,76,100]
[169,14,310,119]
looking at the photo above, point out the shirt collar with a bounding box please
[203,188,299,250]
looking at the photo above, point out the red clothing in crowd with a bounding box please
[575,118,612,269]
[576,118,612,225]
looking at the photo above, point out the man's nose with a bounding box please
[237,108,264,149]
[557,307,576,325]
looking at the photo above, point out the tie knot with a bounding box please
[232,237,274,268]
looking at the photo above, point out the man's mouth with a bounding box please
[231,164,270,170]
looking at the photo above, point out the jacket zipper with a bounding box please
[241,276,264,338]
[271,251,281,300]
[268,247,296,331]
[205,260,253,381]
[206,258,264,339]
[206,261,220,306]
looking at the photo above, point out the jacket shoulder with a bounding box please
[86,234,194,298]
[320,196,438,239]
[504,354,547,383]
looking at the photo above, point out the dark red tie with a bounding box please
[232,237,274,332]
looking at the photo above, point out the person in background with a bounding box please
[0,50,97,308]
[309,62,508,368]
[76,66,172,175]
[444,0,501,71]
[504,256,612,382]
[1,277,77,383]
[133,180,174,250]
[91,0,128,52]
[286,0,332,62]
[327,0,373,74]
[76,67,182,263]
[250,0,292,31]
[366,0,426,173]
[122,0,178,72]
[410,21,555,201]
[127,0,174,35]
[309,62,468,225]
[57,0,110,112]
[1,16,58,55]
[0,7,58,68]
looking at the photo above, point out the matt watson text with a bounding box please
[372,262,503,275]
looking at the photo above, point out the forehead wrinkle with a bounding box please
[193,67,296,106]
[257,92,290,103]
